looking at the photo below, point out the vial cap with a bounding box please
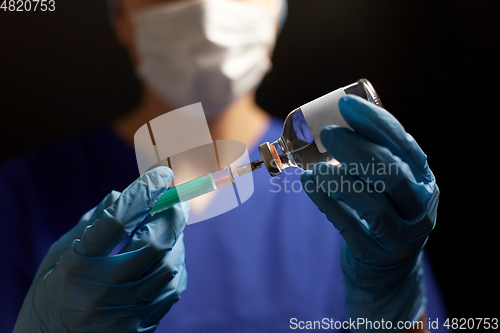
[258,142,282,177]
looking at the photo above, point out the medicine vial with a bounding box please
[258,79,383,176]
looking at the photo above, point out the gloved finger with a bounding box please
[72,210,187,285]
[301,170,377,260]
[119,202,189,255]
[96,263,179,306]
[55,239,169,285]
[74,167,173,257]
[46,253,178,308]
[68,203,188,285]
[103,259,187,329]
[103,212,186,283]
[141,262,187,328]
[135,234,186,304]
[87,190,122,222]
[302,170,424,266]
[338,95,430,182]
[310,163,433,244]
[36,191,121,276]
[320,126,431,220]
[138,231,186,281]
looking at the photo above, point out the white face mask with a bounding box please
[132,0,282,119]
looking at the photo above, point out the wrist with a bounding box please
[342,249,426,332]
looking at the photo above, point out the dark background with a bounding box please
[1,0,498,321]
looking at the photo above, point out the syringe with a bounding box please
[150,160,263,216]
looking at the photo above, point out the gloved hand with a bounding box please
[13,166,189,333]
[301,95,439,330]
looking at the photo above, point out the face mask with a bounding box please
[132,0,282,119]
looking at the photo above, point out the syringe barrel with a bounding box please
[150,173,216,215]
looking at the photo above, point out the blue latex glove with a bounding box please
[13,167,188,333]
[301,95,439,330]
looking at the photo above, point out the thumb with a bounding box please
[74,167,173,257]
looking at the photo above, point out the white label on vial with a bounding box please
[301,88,352,153]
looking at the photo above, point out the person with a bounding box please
[0,0,447,332]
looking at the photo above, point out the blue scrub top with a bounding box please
[0,117,447,332]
